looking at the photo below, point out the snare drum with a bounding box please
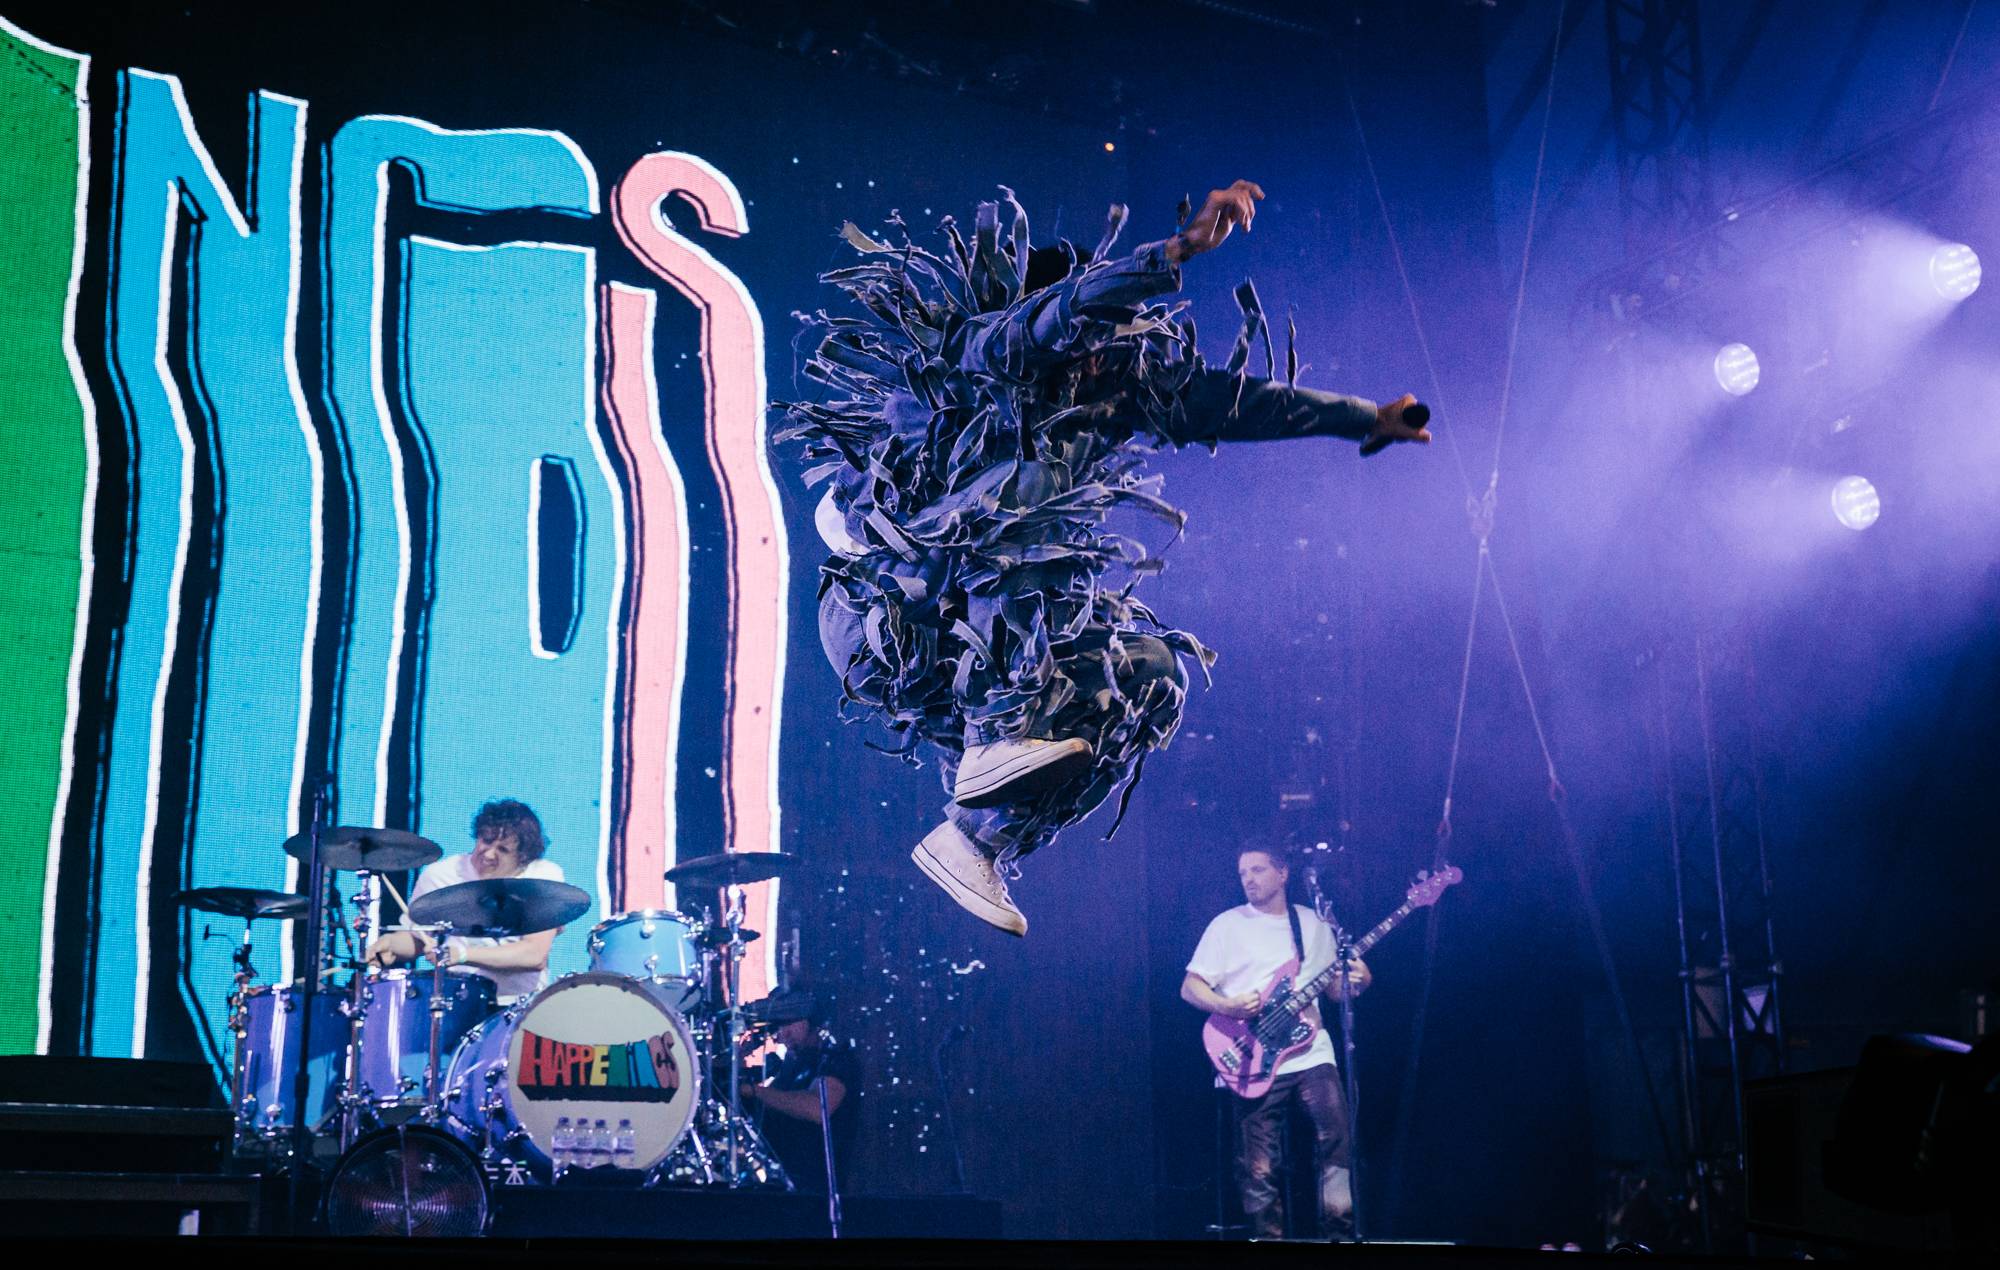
[349,968,497,1109]
[587,910,703,1010]
[442,972,698,1178]
[232,981,344,1141]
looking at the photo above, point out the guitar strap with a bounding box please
[1286,902,1306,969]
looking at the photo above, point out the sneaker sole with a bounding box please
[952,738,1093,809]
[911,841,1027,936]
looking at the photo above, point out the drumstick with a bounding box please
[376,872,414,924]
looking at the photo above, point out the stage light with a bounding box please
[1929,243,1981,301]
[1831,475,1880,531]
[1714,343,1761,396]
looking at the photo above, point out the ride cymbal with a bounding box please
[281,826,443,872]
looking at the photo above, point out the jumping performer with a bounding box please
[778,180,1428,936]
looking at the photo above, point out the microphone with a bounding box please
[1359,400,1431,458]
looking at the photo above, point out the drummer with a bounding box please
[363,799,566,1003]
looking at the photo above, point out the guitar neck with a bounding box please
[1283,899,1419,1008]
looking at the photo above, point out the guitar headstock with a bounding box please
[1405,864,1463,909]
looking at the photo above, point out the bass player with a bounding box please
[1182,845,1371,1241]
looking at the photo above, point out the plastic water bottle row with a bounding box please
[552,1115,637,1170]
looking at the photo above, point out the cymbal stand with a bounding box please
[336,869,379,1148]
[721,881,746,1182]
[223,916,259,1145]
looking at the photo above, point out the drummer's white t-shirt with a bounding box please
[410,854,566,1003]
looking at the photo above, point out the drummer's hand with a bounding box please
[363,934,404,967]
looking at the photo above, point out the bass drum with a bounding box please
[442,972,698,1177]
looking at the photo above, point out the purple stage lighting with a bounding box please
[1831,476,1881,531]
[1929,243,1981,302]
[1714,343,1761,396]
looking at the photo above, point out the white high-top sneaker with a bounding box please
[952,734,1092,809]
[911,819,1027,936]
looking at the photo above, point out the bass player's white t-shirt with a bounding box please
[1187,903,1339,1077]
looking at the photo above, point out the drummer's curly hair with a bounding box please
[471,798,547,861]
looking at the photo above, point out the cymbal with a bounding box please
[407,877,591,939]
[282,826,442,872]
[665,850,800,889]
[692,924,760,950]
[175,886,309,921]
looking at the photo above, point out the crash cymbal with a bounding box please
[281,825,443,872]
[406,877,591,939]
[664,850,800,890]
[174,886,310,921]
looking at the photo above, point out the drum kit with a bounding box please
[177,821,807,1229]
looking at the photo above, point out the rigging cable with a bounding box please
[1334,0,1686,1221]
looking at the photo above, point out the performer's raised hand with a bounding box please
[1167,180,1265,262]
[1363,393,1432,454]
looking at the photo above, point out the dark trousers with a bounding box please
[1234,1063,1354,1241]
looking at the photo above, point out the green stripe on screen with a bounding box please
[0,26,89,1054]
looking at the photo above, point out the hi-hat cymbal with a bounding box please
[692,924,760,950]
[664,850,800,890]
[281,826,442,872]
[407,877,591,939]
[175,886,309,921]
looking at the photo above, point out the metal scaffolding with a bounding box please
[1647,628,1787,1251]
[1601,2,1787,1252]
[1604,0,1715,255]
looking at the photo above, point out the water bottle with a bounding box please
[612,1118,636,1170]
[591,1118,612,1168]
[551,1116,574,1172]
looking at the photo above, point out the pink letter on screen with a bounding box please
[612,154,786,1001]
[598,281,689,913]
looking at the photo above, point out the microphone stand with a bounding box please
[1308,861,1364,1244]
[287,775,330,1232]
[932,1024,970,1195]
[813,1029,842,1238]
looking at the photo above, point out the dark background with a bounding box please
[13,0,1998,1246]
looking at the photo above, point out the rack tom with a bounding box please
[586,910,703,1010]
[348,968,497,1110]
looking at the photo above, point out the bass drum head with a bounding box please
[449,972,698,1174]
[325,1123,488,1237]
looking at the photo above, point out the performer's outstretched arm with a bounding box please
[1166,373,1430,450]
[952,179,1267,383]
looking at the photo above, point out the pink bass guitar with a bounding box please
[1202,866,1462,1099]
